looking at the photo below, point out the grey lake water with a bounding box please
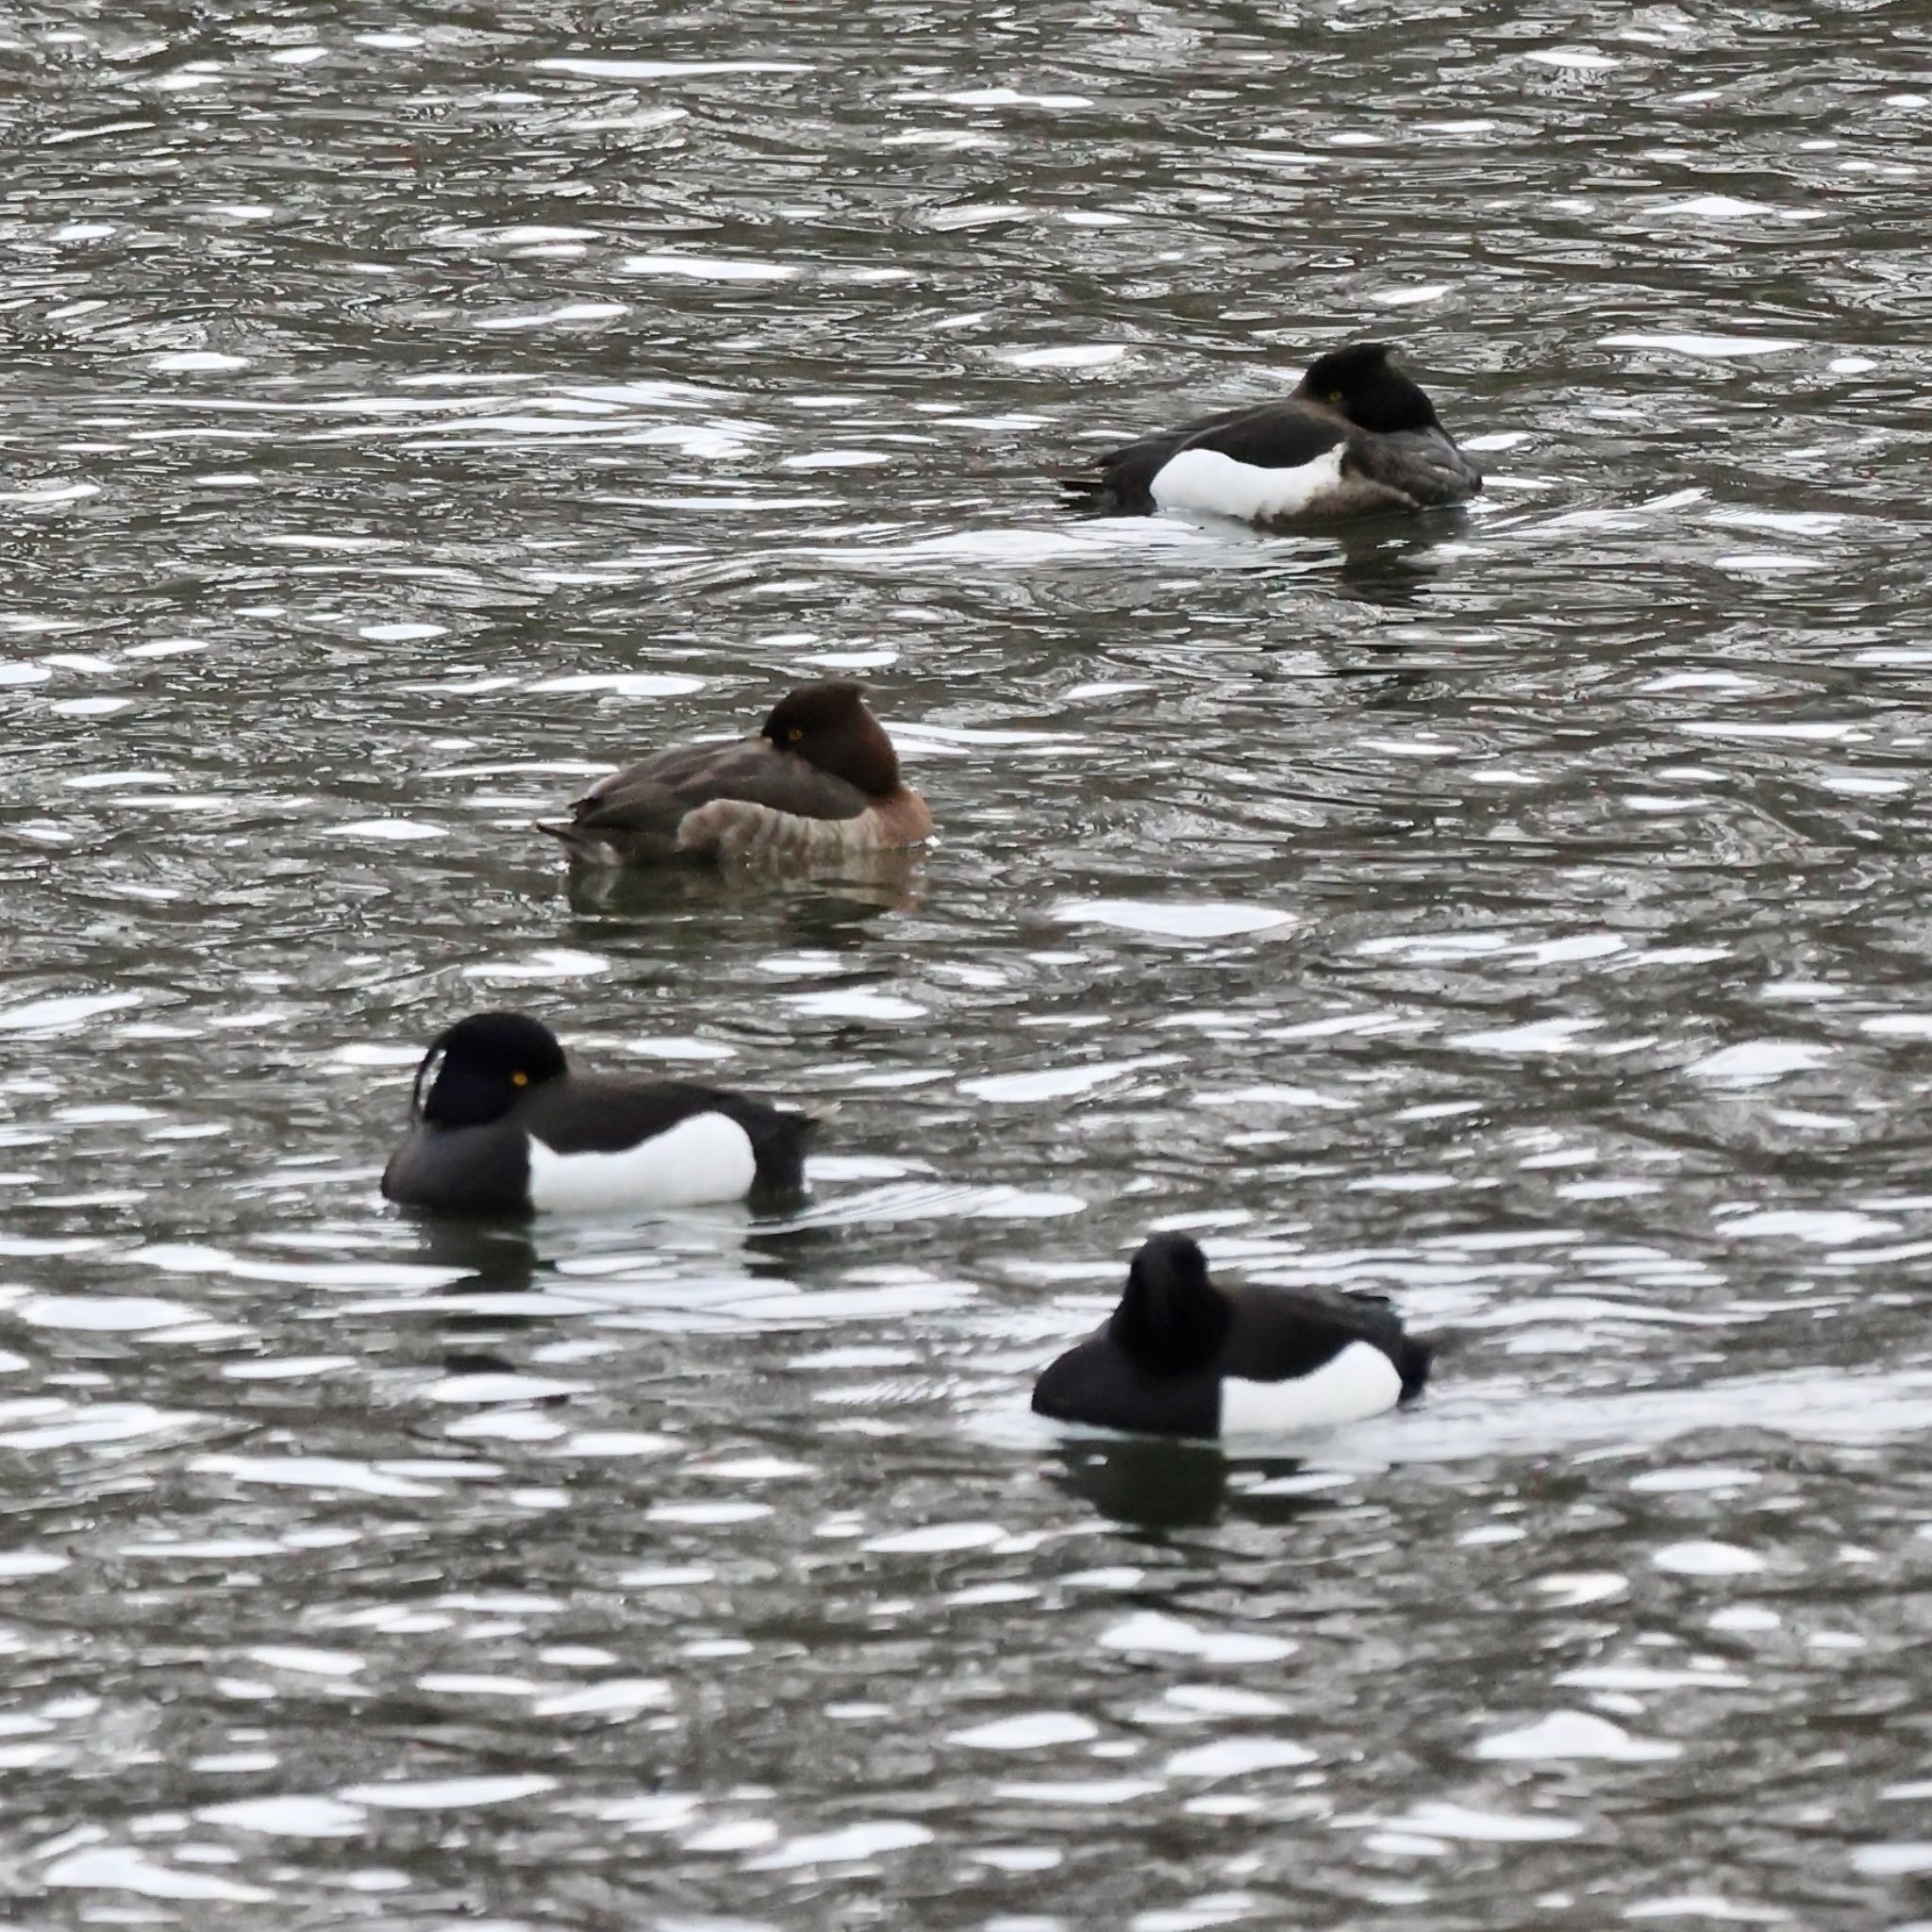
[5,1,1932,1926]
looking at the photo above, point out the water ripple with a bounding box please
[6,0,1932,1924]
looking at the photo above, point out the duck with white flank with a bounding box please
[538,680,932,867]
[1060,341,1480,529]
[381,1012,815,1217]
[1032,1232,1432,1439]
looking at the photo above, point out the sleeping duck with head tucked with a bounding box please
[1032,1231,1434,1441]
[1059,341,1481,529]
[539,679,932,868]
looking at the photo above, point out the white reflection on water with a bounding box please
[1050,899,1293,939]
[1303,1365,1932,1467]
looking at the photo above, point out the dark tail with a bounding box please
[1056,471,1115,512]
[1056,431,1176,516]
[745,1106,817,1197]
[534,818,594,856]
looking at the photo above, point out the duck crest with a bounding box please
[1108,1233,1232,1375]
[761,681,902,797]
[1303,341,1395,392]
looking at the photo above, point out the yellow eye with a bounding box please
[1325,389,1344,404]
[510,1070,529,1088]
[787,726,804,743]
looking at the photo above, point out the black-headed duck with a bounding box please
[381,1011,815,1218]
[1032,1232,1433,1439]
[1061,342,1481,528]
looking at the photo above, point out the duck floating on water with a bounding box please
[1059,341,1480,528]
[381,1011,815,1217]
[1032,1232,1433,1439]
[538,679,932,867]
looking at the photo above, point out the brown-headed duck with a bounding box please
[538,679,932,867]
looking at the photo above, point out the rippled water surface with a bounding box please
[7,1,1932,1925]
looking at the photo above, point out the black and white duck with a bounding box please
[1060,341,1480,528]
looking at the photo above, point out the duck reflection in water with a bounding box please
[405,1198,825,1362]
[1329,519,1467,611]
[1048,1436,1341,1535]
[561,847,927,925]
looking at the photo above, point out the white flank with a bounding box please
[525,1111,758,1215]
[1150,444,1347,525]
[1217,1340,1404,1437]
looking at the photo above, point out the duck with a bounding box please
[1058,341,1481,528]
[380,1011,816,1217]
[1031,1232,1432,1439]
[537,680,932,867]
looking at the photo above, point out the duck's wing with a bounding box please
[1224,1282,1429,1397]
[517,1076,711,1155]
[1174,403,1353,470]
[1343,425,1483,508]
[578,740,872,823]
[538,739,870,857]
[1062,401,1351,514]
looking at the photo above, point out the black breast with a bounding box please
[381,1122,532,1216]
[1030,1330,1221,1438]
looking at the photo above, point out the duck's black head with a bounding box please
[761,680,902,797]
[1108,1233,1232,1376]
[1297,341,1441,435]
[411,1011,568,1129]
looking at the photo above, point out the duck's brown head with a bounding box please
[761,680,903,797]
